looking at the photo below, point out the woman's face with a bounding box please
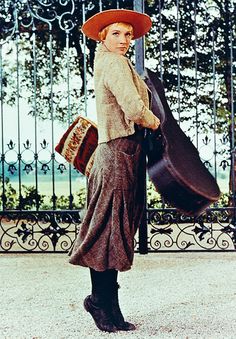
[103,23,133,56]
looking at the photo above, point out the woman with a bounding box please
[69,9,160,333]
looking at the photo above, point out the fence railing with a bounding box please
[0,0,235,252]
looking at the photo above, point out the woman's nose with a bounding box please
[119,34,127,43]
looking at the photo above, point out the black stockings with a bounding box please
[89,268,118,296]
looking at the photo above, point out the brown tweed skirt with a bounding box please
[69,130,145,272]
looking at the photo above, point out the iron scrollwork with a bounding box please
[0,0,235,253]
[0,0,76,44]
[147,208,236,252]
[0,210,81,252]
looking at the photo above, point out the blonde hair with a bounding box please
[98,22,134,41]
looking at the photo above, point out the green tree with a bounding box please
[0,0,235,208]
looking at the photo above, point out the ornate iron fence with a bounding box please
[1,208,236,252]
[0,0,235,253]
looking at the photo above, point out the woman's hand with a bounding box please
[151,116,160,131]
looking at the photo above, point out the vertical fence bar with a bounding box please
[134,0,145,75]
[212,28,218,180]
[134,0,147,254]
[0,44,5,210]
[32,23,40,210]
[15,9,23,210]
[230,6,235,219]
[65,29,73,209]
[194,0,199,149]
[82,1,89,206]
[82,1,87,116]
[176,0,181,124]
[48,24,56,210]
[158,0,163,81]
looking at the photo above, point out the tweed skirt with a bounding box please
[69,131,145,272]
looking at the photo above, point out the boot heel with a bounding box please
[111,284,136,331]
[84,295,95,312]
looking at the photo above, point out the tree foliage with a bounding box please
[0,1,234,132]
[0,175,86,210]
[0,0,235,205]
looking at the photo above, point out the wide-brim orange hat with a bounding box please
[81,9,152,41]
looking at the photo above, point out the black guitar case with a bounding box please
[143,68,221,216]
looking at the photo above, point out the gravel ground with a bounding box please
[0,252,236,339]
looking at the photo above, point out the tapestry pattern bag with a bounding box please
[55,116,98,177]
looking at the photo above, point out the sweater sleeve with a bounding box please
[103,55,159,130]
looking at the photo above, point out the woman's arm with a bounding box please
[104,56,160,130]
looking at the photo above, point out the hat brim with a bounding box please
[81,9,152,41]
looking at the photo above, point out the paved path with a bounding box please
[0,252,236,339]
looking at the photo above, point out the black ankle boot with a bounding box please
[110,283,136,331]
[84,294,117,333]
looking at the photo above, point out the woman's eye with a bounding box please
[112,32,119,36]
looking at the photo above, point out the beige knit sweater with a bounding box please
[94,43,159,144]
